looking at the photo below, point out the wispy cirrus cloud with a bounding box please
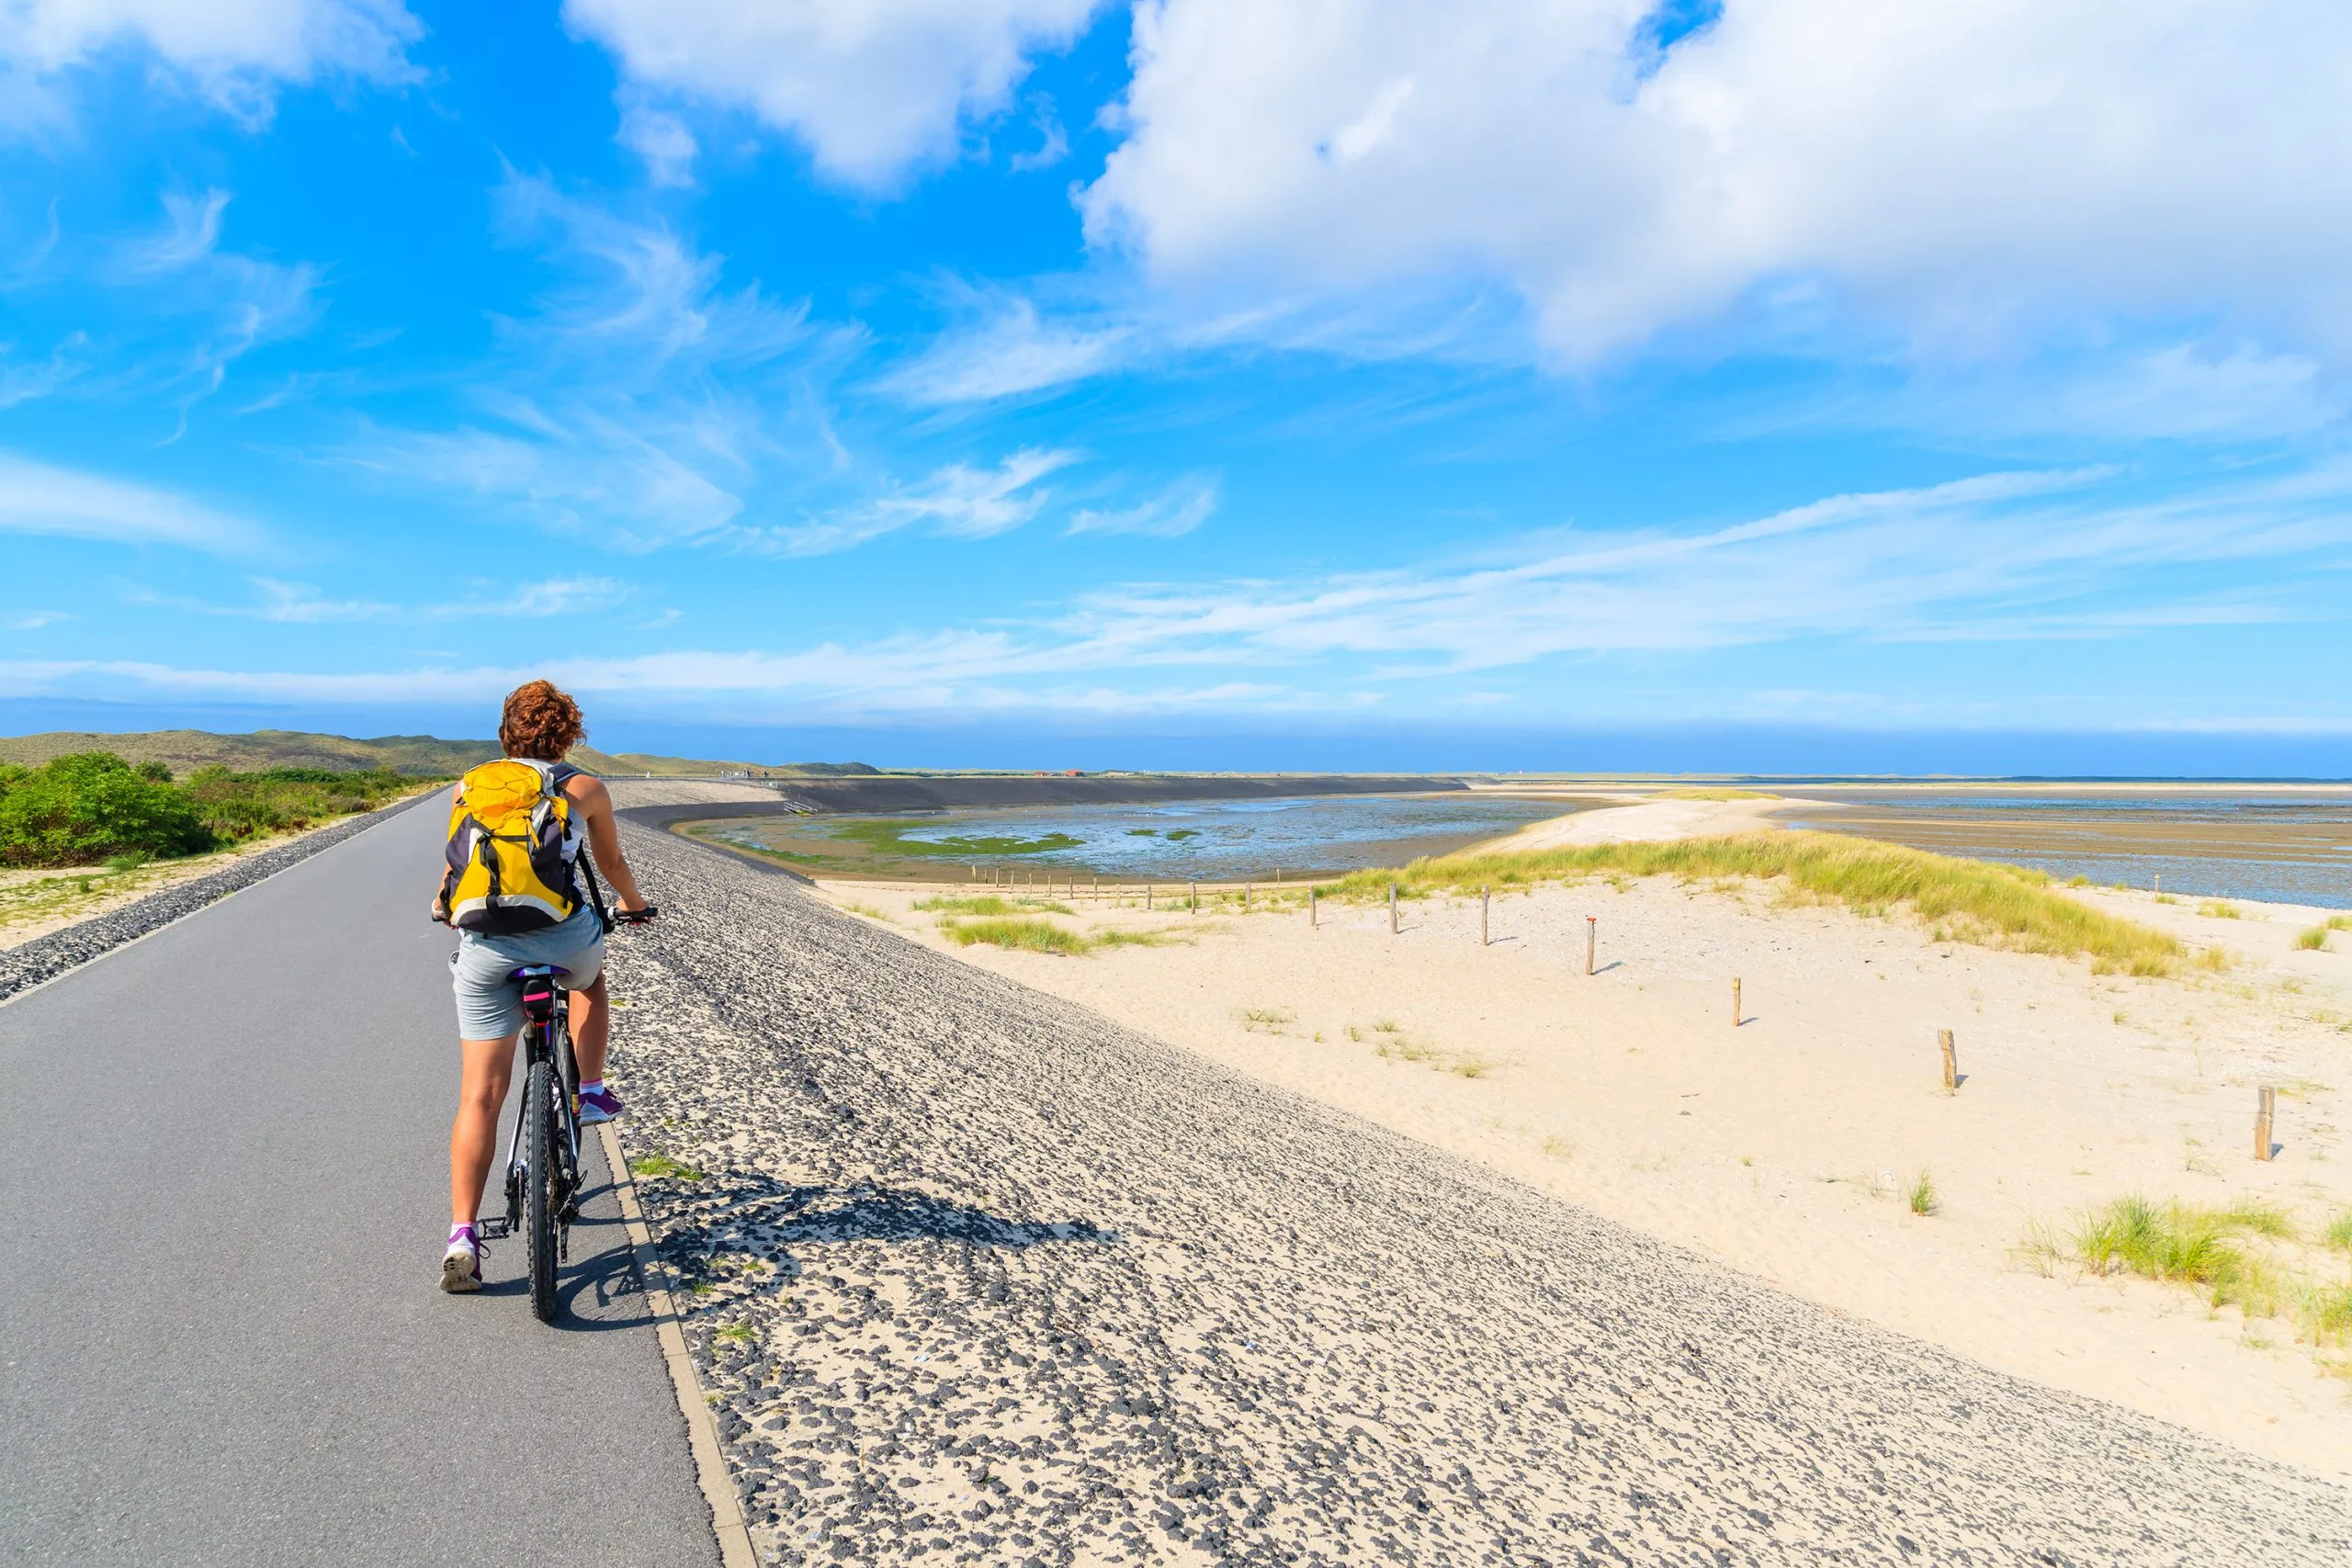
[761,446,1080,556]
[0,453,261,551]
[1068,472,1216,537]
[123,573,631,623]
[346,173,853,550]
[27,459,2352,728]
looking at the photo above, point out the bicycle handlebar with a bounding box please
[612,905,658,926]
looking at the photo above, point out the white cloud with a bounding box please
[1068,473,1216,537]
[1083,0,2352,368]
[0,453,260,550]
[563,0,1102,189]
[877,295,1136,404]
[618,99,698,187]
[766,446,1080,555]
[6,610,69,630]
[0,0,419,122]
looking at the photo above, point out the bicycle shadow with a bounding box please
[650,1171,1119,1295]
[471,1185,659,1331]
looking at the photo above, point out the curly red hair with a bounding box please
[498,680,585,762]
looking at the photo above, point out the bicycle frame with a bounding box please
[479,965,582,1251]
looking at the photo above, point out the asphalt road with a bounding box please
[0,803,717,1567]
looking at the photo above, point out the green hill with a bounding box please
[0,728,874,779]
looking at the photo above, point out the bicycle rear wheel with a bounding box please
[524,1057,560,1322]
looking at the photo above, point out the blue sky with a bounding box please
[4,0,2350,773]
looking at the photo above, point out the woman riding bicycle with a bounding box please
[433,680,654,1292]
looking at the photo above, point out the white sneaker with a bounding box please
[439,1230,484,1293]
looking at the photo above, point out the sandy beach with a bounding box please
[788,795,2352,1480]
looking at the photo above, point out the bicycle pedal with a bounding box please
[475,1218,513,1240]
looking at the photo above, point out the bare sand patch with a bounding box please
[814,830,2352,1480]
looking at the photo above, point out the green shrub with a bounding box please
[178,764,411,841]
[0,752,213,867]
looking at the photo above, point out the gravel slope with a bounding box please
[606,825,2352,1568]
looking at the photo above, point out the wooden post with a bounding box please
[1732,977,1741,1028]
[1939,1028,1958,1092]
[1586,917,1596,976]
[1245,882,1252,910]
[1389,881,1398,933]
[1146,883,1153,911]
[2256,1086,2276,1161]
[1310,886,1318,928]
[1480,887,1489,947]
[1189,880,1197,912]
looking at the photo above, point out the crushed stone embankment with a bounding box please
[603,823,2351,1568]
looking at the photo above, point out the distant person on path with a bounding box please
[430,679,655,1292]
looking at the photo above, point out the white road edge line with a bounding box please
[597,1119,758,1568]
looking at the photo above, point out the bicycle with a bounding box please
[444,864,656,1322]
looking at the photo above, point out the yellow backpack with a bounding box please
[441,759,582,933]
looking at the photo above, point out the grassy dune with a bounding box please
[1321,829,2188,976]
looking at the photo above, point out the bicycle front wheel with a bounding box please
[524,1057,560,1323]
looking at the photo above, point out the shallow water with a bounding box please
[709,793,1584,881]
[1777,789,2352,909]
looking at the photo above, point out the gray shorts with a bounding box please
[449,906,605,1041]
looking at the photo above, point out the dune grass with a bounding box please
[2067,1196,2315,1327]
[2298,925,2332,951]
[2075,1194,2290,1283]
[936,916,1174,955]
[939,916,1091,955]
[1087,927,1176,950]
[1317,829,2186,975]
[2324,1212,2352,1253]
[915,893,1073,916]
[629,1153,705,1181]
[2198,900,2242,919]
[1907,1170,1939,1216]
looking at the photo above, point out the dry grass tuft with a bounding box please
[2297,925,2333,952]
[2198,900,2243,919]
[1238,1006,1296,1033]
[1324,830,2184,975]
